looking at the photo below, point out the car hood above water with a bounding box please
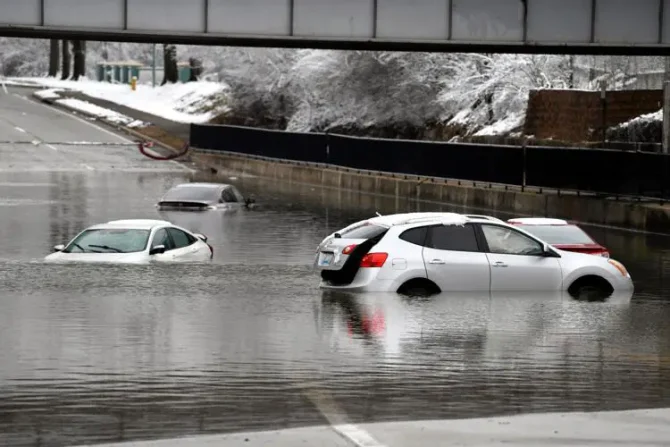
[44,252,148,264]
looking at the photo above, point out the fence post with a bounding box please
[663,81,670,154]
[522,142,527,192]
[600,83,607,148]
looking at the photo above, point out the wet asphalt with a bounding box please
[2,87,670,446]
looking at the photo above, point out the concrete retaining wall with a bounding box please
[192,150,670,235]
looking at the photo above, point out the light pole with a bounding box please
[151,43,157,87]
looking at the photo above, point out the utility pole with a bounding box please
[151,43,156,87]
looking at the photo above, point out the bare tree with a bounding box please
[72,40,86,80]
[60,39,70,80]
[48,39,59,77]
[161,44,178,85]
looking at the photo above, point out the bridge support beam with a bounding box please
[2,0,670,54]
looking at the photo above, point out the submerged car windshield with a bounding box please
[64,229,151,253]
[516,224,595,245]
[161,186,222,203]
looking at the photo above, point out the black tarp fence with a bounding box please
[190,123,670,199]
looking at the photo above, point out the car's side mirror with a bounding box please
[149,245,166,255]
[54,244,65,252]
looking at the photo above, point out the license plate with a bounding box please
[318,252,334,266]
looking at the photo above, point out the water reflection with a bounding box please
[48,171,88,250]
[317,290,633,361]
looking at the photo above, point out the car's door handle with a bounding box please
[429,259,445,264]
[493,261,508,268]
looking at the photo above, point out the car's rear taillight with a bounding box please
[342,244,357,255]
[360,253,388,268]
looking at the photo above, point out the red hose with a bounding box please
[137,140,190,160]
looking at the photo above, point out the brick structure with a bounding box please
[524,89,663,143]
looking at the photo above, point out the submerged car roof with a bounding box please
[365,212,483,229]
[171,182,232,189]
[508,217,569,226]
[88,219,173,230]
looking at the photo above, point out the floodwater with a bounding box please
[3,169,670,446]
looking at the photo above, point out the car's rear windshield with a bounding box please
[516,224,595,245]
[161,186,221,202]
[338,223,387,240]
[64,229,150,253]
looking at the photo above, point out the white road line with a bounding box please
[29,95,134,144]
[45,144,58,151]
[14,126,26,133]
[1,82,7,94]
[303,386,387,447]
[25,95,194,172]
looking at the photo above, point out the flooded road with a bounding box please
[2,87,670,446]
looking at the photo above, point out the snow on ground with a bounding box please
[473,113,524,137]
[55,98,146,128]
[616,108,662,128]
[33,88,63,100]
[5,76,229,124]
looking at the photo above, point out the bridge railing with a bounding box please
[190,123,670,201]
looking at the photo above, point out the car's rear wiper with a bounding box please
[88,244,123,253]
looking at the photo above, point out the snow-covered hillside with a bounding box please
[0,38,665,139]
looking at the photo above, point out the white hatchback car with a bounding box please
[44,219,213,264]
[313,212,633,299]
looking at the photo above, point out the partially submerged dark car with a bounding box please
[157,183,255,211]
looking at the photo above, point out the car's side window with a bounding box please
[399,227,428,246]
[480,224,543,256]
[151,228,174,251]
[221,188,238,203]
[167,228,195,249]
[427,224,480,252]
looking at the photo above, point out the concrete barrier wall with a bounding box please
[190,123,670,199]
[192,150,670,235]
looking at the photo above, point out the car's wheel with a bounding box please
[397,279,441,297]
[568,275,614,301]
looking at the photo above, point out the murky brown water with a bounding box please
[2,169,670,446]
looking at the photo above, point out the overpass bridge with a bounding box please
[0,0,670,55]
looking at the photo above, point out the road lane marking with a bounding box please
[14,126,26,133]
[25,95,194,172]
[45,144,58,151]
[302,384,387,447]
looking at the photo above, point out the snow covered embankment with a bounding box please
[606,108,662,143]
[9,77,230,124]
[34,88,146,128]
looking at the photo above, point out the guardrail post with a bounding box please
[325,132,330,163]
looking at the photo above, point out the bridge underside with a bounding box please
[2,0,670,55]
